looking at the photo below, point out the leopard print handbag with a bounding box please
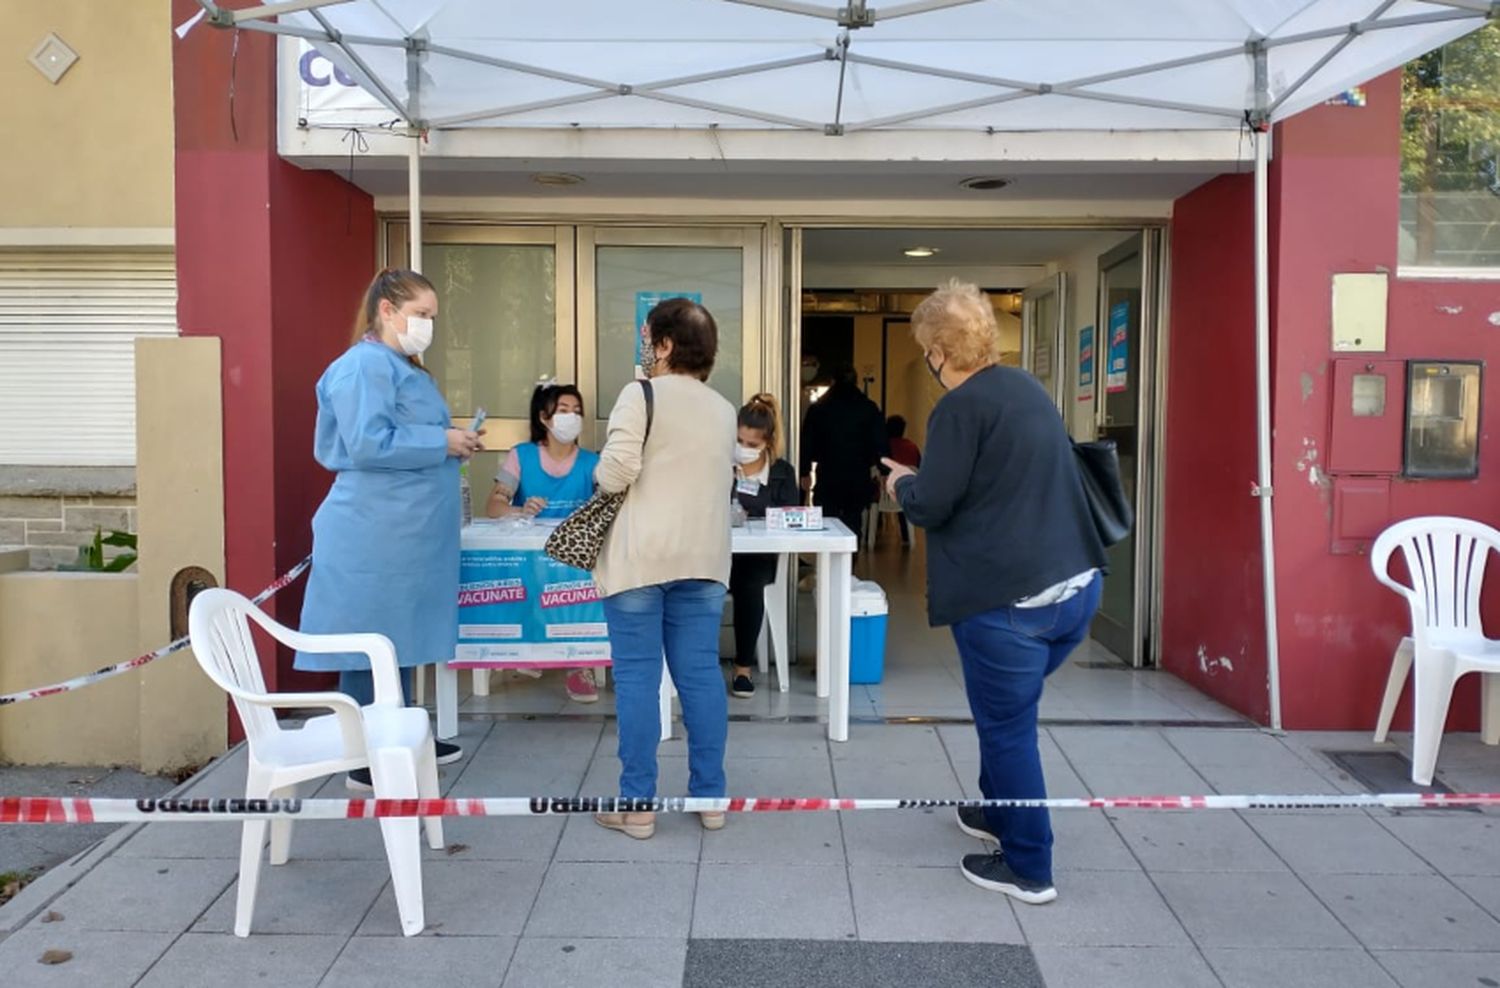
[544,379,653,571]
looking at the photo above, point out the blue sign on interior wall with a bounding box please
[1107,301,1130,394]
[1077,324,1095,401]
[634,291,702,378]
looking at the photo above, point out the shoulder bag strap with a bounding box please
[639,378,655,445]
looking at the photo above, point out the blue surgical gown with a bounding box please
[295,341,459,672]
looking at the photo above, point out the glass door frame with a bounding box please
[1092,228,1165,668]
[575,225,765,434]
[385,222,576,450]
[1021,272,1067,410]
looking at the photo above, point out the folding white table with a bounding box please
[434,518,858,742]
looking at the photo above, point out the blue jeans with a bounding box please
[338,667,415,707]
[951,575,1102,885]
[603,580,729,799]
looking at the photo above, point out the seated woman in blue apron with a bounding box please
[485,382,602,702]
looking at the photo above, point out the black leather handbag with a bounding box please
[1073,439,1133,547]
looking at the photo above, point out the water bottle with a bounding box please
[459,463,473,527]
[730,493,748,528]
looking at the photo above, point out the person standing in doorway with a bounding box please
[883,279,1107,905]
[296,268,480,790]
[885,415,921,546]
[800,364,887,544]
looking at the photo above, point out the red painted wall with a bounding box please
[268,161,377,691]
[1159,174,1268,721]
[172,2,374,697]
[1270,71,1492,731]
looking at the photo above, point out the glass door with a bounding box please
[577,226,764,431]
[1092,232,1162,667]
[1021,273,1066,410]
[386,223,575,454]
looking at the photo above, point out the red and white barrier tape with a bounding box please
[0,558,310,707]
[3,791,1497,824]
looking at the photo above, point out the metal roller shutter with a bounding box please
[0,250,178,466]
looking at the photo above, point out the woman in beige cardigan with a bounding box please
[592,298,737,840]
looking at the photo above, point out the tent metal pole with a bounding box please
[408,133,422,273]
[1252,119,1282,731]
[406,43,423,273]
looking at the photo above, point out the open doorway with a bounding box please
[796,227,1163,677]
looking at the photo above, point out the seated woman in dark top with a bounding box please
[727,393,800,698]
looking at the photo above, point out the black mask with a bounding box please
[925,354,947,391]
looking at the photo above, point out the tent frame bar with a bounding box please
[198,0,1493,134]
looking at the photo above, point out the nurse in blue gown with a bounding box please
[295,268,482,776]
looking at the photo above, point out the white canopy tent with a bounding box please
[189,0,1495,728]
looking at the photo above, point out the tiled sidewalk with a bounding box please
[1,716,1496,987]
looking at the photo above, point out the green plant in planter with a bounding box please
[71,528,138,573]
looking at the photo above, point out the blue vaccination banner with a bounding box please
[456,548,609,665]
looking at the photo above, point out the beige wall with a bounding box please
[0,340,227,769]
[0,572,141,763]
[135,338,228,773]
[0,1,173,230]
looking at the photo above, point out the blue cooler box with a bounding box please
[849,580,889,684]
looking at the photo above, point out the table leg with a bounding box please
[828,551,852,743]
[815,552,832,699]
[472,668,491,697]
[436,662,458,740]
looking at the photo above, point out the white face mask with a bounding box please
[548,412,583,444]
[397,314,434,356]
[735,444,764,465]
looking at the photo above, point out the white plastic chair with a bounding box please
[755,554,791,692]
[188,588,443,938]
[1370,517,1500,785]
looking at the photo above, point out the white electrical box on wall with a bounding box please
[1331,273,1389,352]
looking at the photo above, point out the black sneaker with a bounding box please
[956,805,998,844]
[345,768,373,792]
[731,675,755,699]
[434,740,463,765]
[960,852,1057,904]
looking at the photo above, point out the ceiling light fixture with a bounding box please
[902,246,939,258]
[959,176,1012,191]
[532,172,584,187]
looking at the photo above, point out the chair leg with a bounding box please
[1482,673,1500,747]
[1374,638,1414,743]
[418,737,444,850]
[268,784,298,866]
[1410,650,1459,787]
[370,747,426,937]
[659,664,675,742]
[756,612,770,677]
[233,765,273,938]
[766,587,789,693]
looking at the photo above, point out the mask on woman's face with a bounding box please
[548,412,583,444]
[925,352,947,391]
[735,444,763,465]
[397,313,434,356]
[801,361,819,384]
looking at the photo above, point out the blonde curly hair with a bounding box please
[910,279,1002,373]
